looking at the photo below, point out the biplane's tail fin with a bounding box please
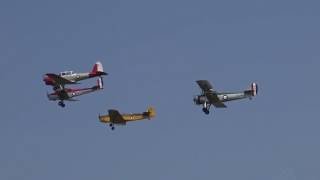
[97,77,103,89]
[251,82,258,96]
[146,107,156,120]
[92,77,104,90]
[245,82,258,97]
[91,61,108,76]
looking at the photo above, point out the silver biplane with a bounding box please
[194,80,258,114]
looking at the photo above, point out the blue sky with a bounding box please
[1,0,320,179]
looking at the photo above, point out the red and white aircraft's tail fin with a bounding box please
[91,61,107,76]
[250,82,258,96]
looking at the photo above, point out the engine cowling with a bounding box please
[193,95,207,105]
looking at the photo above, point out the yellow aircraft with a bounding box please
[99,107,156,130]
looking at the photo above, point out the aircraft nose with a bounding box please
[43,74,53,85]
[193,96,197,104]
[42,74,49,81]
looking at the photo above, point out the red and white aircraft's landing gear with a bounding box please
[109,123,115,130]
[58,101,65,108]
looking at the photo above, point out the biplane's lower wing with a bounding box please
[65,98,79,101]
[206,92,227,108]
[46,73,76,86]
[56,90,69,100]
[108,110,126,124]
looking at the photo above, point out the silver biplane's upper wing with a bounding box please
[108,110,126,124]
[196,80,227,108]
[196,80,214,92]
[46,73,77,85]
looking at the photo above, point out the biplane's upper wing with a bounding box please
[108,110,126,124]
[46,73,76,86]
[196,80,227,108]
[206,92,227,108]
[196,80,214,92]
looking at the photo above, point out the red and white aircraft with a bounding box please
[43,62,107,91]
[47,77,104,107]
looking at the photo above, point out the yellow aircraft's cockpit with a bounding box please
[59,71,74,76]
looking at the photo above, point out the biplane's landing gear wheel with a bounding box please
[109,123,115,130]
[202,102,210,115]
[58,101,65,108]
[202,108,210,115]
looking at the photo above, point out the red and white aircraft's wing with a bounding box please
[46,73,76,85]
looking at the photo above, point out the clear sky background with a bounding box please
[1,0,320,179]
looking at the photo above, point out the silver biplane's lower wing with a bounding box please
[206,93,227,108]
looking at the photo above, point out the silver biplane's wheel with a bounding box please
[58,101,65,108]
[202,108,210,115]
[111,126,115,130]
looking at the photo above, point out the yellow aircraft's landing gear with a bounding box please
[109,123,115,130]
[58,101,65,108]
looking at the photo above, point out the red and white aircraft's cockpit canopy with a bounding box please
[59,71,74,76]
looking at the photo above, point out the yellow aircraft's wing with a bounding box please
[108,110,126,124]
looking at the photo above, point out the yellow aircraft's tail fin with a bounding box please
[146,106,156,120]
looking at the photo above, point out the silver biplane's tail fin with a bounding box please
[251,82,258,96]
[91,61,108,76]
[245,82,258,97]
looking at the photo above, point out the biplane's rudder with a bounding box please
[251,82,258,96]
[245,82,258,97]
